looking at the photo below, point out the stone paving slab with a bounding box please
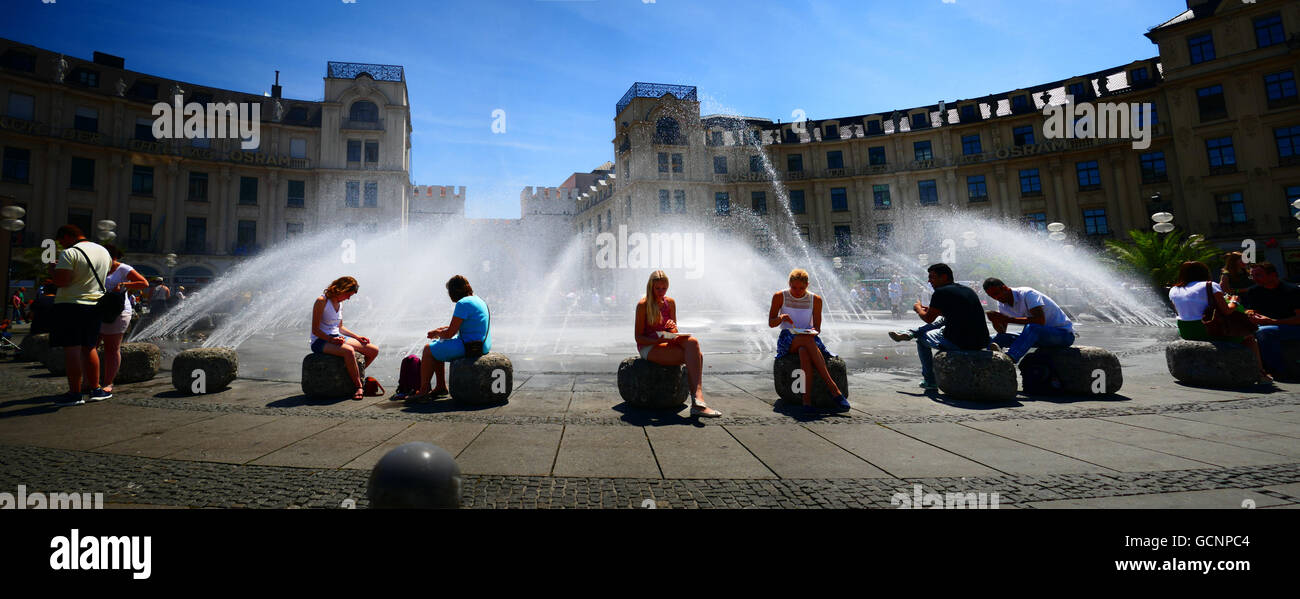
[0,404,213,451]
[551,425,660,478]
[885,422,1107,475]
[726,424,891,478]
[165,415,341,464]
[97,413,282,459]
[513,374,575,392]
[1165,411,1300,439]
[1025,488,1291,509]
[343,421,488,470]
[963,419,1227,472]
[250,419,411,468]
[645,425,774,479]
[1044,417,1294,468]
[454,423,563,476]
[806,422,1003,479]
[490,390,571,418]
[1096,414,1300,459]
[1238,405,1300,424]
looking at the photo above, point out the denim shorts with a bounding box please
[310,338,327,353]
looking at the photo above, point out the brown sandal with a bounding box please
[352,387,365,400]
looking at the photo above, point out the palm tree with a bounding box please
[1104,230,1221,289]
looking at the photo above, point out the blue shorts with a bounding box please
[428,338,466,362]
[775,329,834,360]
[310,338,327,354]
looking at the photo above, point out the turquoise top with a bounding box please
[453,295,491,353]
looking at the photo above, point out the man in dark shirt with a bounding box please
[1239,262,1300,376]
[887,263,991,389]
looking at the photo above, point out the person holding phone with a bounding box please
[634,270,720,418]
[310,276,380,400]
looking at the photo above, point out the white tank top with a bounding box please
[780,289,815,330]
[309,297,342,343]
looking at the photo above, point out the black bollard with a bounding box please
[366,442,462,509]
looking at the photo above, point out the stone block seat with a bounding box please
[616,357,689,410]
[301,352,367,399]
[772,352,849,408]
[18,333,50,363]
[449,352,513,405]
[1165,340,1259,388]
[172,347,239,394]
[934,349,1018,402]
[109,342,161,384]
[1018,345,1122,395]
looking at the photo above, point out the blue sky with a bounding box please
[4,0,1185,217]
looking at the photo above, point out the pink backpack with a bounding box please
[397,354,422,395]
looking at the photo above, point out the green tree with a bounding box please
[1104,230,1221,288]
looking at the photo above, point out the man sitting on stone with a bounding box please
[1238,262,1300,378]
[887,263,990,390]
[981,278,1075,364]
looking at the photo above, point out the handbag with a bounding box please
[73,246,124,324]
[1202,282,1257,338]
[363,376,385,397]
[461,299,489,358]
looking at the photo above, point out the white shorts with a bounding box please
[101,312,131,335]
[638,344,652,360]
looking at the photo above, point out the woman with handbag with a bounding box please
[97,244,150,397]
[412,275,491,400]
[1168,261,1270,384]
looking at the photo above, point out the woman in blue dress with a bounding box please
[415,275,491,398]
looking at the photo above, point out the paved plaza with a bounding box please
[2,324,1300,509]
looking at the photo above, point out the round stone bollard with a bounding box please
[773,353,850,408]
[934,350,1018,402]
[18,333,50,363]
[301,352,367,399]
[449,352,513,405]
[42,343,68,375]
[172,347,238,394]
[617,357,689,410]
[1165,340,1258,388]
[1279,340,1300,380]
[1018,345,1123,395]
[367,442,461,509]
[108,342,161,384]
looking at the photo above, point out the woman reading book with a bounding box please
[633,270,721,418]
[769,268,850,413]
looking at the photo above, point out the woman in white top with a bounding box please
[1167,261,1269,384]
[98,245,149,397]
[310,276,380,400]
[769,268,850,413]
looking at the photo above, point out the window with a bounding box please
[1136,102,1159,128]
[127,80,158,100]
[188,172,208,201]
[1067,82,1087,99]
[671,153,683,173]
[658,152,669,173]
[873,184,890,209]
[287,180,305,207]
[910,112,929,129]
[654,118,685,145]
[673,189,686,213]
[752,191,767,215]
[826,150,843,170]
[364,181,378,207]
[135,118,155,141]
[866,120,882,135]
[290,138,306,159]
[961,134,982,155]
[1076,161,1101,190]
[787,153,803,172]
[130,165,153,195]
[713,156,727,174]
[831,188,848,212]
[286,223,303,239]
[1130,67,1150,85]
[876,223,892,244]
[347,140,361,162]
[914,140,933,162]
[1216,192,1247,225]
[960,104,978,122]
[868,146,886,165]
[1013,125,1036,146]
[6,93,33,120]
[185,218,207,252]
[236,220,257,251]
[67,208,92,238]
[1023,212,1047,232]
[1188,33,1215,64]
[715,192,730,216]
[1083,209,1109,236]
[1012,95,1030,113]
[128,213,151,251]
[1206,137,1236,169]
[967,175,988,201]
[1139,151,1167,183]
[2,50,35,73]
[287,106,308,122]
[349,101,378,123]
[710,131,723,146]
[789,189,805,214]
[1255,14,1285,49]
[1265,71,1297,106]
[1276,125,1300,162]
[71,68,99,88]
[346,181,360,207]
[69,157,94,189]
[749,155,762,173]
[918,180,938,206]
[239,176,258,205]
[834,225,852,256]
[1019,168,1042,195]
[364,141,379,163]
[824,124,839,139]
[74,106,97,132]
[659,189,670,213]
[1196,85,1227,121]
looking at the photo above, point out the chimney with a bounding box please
[92,51,124,69]
[271,70,282,99]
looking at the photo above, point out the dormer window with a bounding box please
[1067,82,1088,99]
[71,67,99,88]
[866,120,882,135]
[349,100,378,122]
[910,112,930,129]
[2,50,35,73]
[960,104,978,122]
[1011,95,1030,113]
[824,124,839,139]
[287,106,309,121]
[128,80,159,100]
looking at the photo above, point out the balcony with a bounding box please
[1021,190,1043,198]
[784,170,808,181]
[616,82,697,116]
[1078,184,1102,193]
[729,172,774,183]
[1208,164,1239,176]
[126,239,157,253]
[342,119,384,131]
[180,241,213,255]
[1267,96,1299,110]
[825,168,847,178]
[1280,155,1300,168]
[968,195,989,203]
[1140,173,1169,184]
[1209,219,1254,237]
[327,61,404,82]
[231,244,262,257]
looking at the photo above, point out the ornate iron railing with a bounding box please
[616,83,697,116]
[327,62,404,82]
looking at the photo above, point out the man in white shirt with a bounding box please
[982,278,1075,364]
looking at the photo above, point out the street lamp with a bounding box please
[1152,212,1174,234]
[0,204,23,322]
[164,252,178,290]
[1047,221,1066,242]
[96,219,116,243]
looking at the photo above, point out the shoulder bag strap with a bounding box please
[71,246,105,292]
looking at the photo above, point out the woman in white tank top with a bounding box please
[768,268,850,413]
[311,276,381,400]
